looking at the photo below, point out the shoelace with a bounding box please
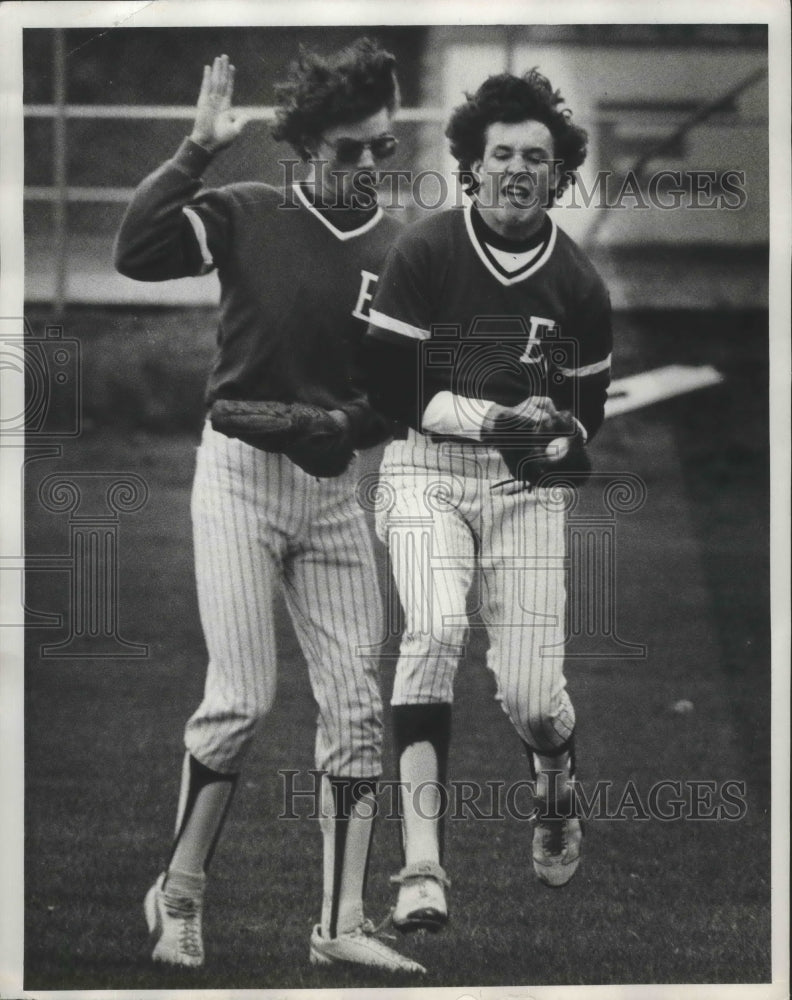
[163,894,202,958]
[537,816,566,855]
[355,919,424,969]
[360,914,398,941]
[328,917,424,972]
[535,787,576,856]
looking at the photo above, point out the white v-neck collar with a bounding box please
[293,183,383,241]
[488,242,545,273]
[463,198,557,286]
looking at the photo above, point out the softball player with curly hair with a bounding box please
[361,69,612,930]
[115,41,423,974]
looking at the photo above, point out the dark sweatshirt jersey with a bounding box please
[361,201,612,441]
[114,138,402,419]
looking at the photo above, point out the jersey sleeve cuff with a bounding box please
[171,137,215,179]
[421,391,497,441]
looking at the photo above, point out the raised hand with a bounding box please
[190,54,249,154]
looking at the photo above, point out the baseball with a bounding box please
[546,436,571,462]
[671,699,694,715]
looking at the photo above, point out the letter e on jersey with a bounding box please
[352,270,379,321]
[519,315,558,364]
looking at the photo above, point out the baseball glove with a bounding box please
[481,397,591,487]
[210,398,354,478]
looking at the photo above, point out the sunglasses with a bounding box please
[322,134,399,164]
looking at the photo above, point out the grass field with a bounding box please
[20,305,773,990]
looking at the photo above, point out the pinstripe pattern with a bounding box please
[377,429,574,752]
[185,421,383,776]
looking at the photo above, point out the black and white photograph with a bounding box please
[1,1,789,996]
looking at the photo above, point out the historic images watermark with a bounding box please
[276,162,749,213]
[0,316,81,440]
[278,770,748,823]
[2,315,149,656]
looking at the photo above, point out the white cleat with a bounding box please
[309,921,426,973]
[391,860,450,932]
[531,786,583,887]
[144,872,205,967]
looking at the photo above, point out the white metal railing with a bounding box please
[24,105,446,121]
[24,101,764,210]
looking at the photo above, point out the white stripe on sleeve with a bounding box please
[182,206,215,274]
[556,353,612,378]
[368,308,431,341]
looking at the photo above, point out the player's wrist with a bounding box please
[480,401,511,436]
[482,397,556,435]
[173,137,216,177]
[189,132,221,154]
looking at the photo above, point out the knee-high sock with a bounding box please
[523,735,575,808]
[166,752,238,885]
[319,774,377,938]
[392,704,452,866]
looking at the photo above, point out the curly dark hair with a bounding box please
[445,69,588,199]
[272,37,400,161]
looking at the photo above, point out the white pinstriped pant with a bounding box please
[184,422,384,776]
[376,430,575,752]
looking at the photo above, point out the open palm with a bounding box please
[190,54,248,153]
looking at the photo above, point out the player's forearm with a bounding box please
[551,368,610,442]
[421,393,585,443]
[578,392,606,442]
[113,138,214,281]
[555,287,612,441]
[421,392,494,440]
